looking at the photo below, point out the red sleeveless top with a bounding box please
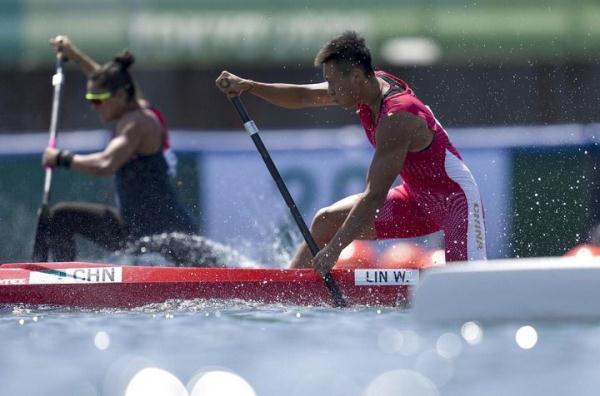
[356,70,465,193]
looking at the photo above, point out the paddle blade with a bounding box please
[32,204,51,262]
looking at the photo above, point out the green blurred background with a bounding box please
[2,0,599,66]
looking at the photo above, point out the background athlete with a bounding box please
[42,35,197,262]
[216,31,487,275]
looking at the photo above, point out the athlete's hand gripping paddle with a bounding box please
[32,55,66,261]
[222,89,346,307]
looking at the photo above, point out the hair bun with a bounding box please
[114,50,135,70]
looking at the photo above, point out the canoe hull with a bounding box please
[0,262,416,308]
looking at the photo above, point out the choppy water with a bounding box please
[2,300,599,396]
[120,233,259,268]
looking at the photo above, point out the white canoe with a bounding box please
[413,256,600,322]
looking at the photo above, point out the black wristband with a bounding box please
[56,150,74,168]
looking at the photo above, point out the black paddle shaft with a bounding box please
[229,96,346,307]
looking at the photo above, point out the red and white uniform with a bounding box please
[357,70,486,262]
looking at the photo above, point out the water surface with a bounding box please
[1,301,598,396]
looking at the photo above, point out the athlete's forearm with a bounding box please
[70,153,117,177]
[249,82,333,109]
[65,45,100,77]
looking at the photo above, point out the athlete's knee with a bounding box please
[48,204,69,232]
[311,206,343,240]
[49,202,75,222]
[49,202,86,237]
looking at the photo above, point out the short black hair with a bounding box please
[314,31,374,76]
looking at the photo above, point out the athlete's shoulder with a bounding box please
[382,91,419,114]
[379,111,427,137]
[115,108,158,136]
[375,70,411,89]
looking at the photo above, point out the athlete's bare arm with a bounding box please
[50,35,100,77]
[69,118,146,176]
[215,71,336,109]
[311,112,426,275]
[43,113,153,176]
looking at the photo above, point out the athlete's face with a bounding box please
[86,80,126,123]
[323,62,363,108]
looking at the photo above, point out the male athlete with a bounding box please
[216,31,487,275]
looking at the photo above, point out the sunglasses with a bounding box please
[85,92,112,106]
